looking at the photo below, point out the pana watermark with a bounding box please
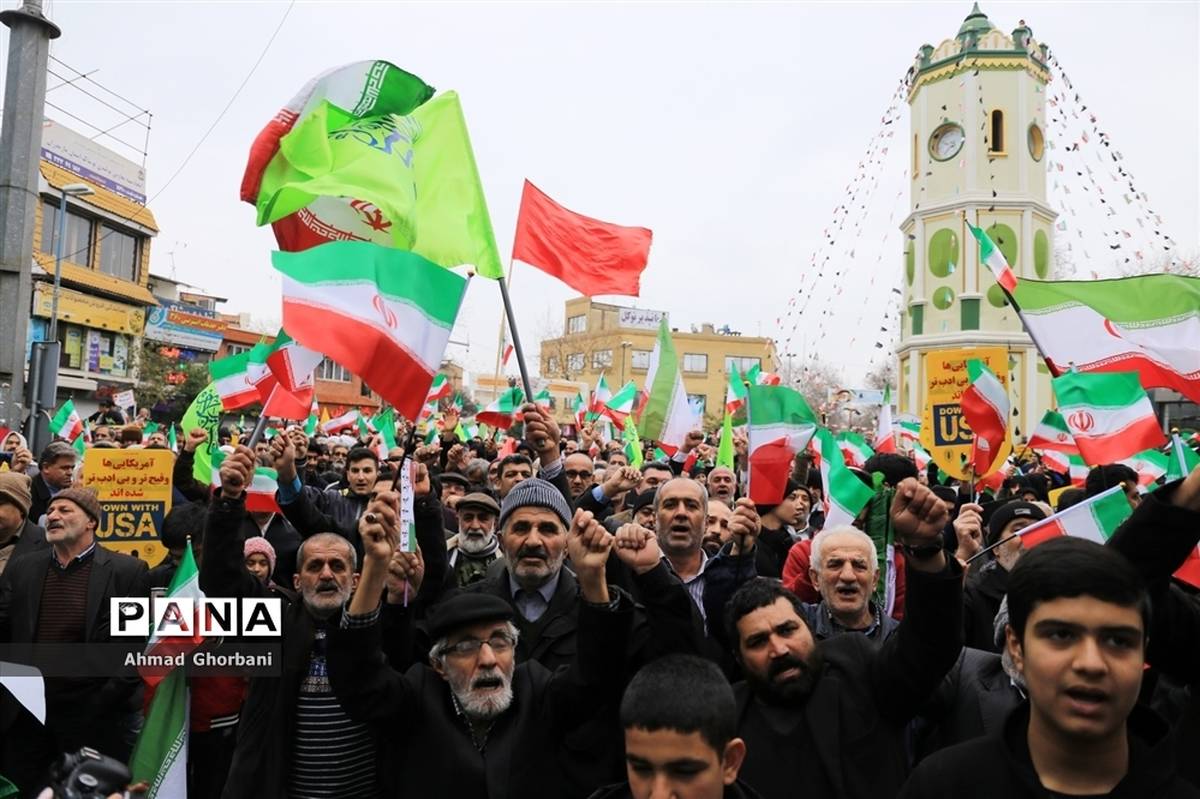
[110,597,283,637]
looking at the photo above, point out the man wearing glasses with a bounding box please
[329,493,635,798]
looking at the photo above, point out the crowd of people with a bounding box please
[0,401,1199,799]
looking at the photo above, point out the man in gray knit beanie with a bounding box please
[497,478,575,603]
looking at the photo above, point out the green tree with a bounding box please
[135,339,210,421]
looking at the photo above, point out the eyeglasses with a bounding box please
[440,632,516,658]
[564,470,593,480]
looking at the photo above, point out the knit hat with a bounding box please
[243,536,277,576]
[498,477,572,531]
[51,487,103,525]
[986,500,1047,546]
[0,472,33,517]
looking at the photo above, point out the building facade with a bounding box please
[29,120,158,418]
[539,297,776,427]
[897,5,1055,442]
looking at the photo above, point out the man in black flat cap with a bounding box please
[327,489,634,799]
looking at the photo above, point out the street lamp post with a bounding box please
[49,183,94,342]
[25,181,93,452]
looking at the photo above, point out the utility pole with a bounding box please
[0,0,60,431]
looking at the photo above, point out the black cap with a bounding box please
[427,593,514,641]
[987,500,1047,545]
[629,488,657,514]
[440,471,470,489]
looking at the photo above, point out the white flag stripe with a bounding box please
[1023,303,1200,376]
[1060,397,1159,440]
[282,277,451,372]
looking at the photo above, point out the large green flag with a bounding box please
[181,383,224,485]
[256,91,503,279]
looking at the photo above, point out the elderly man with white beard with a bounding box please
[445,492,503,587]
[327,489,635,799]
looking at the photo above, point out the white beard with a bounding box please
[450,667,514,720]
[458,530,496,555]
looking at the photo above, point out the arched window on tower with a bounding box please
[990,110,1005,153]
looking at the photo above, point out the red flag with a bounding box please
[511,180,652,297]
[502,344,514,366]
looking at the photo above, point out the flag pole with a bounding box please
[246,386,278,448]
[960,210,1059,377]
[491,259,516,390]
[496,273,536,408]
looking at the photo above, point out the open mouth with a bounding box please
[1063,686,1109,715]
[835,586,860,600]
[473,677,503,691]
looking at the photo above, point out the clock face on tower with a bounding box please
[929,123,965,161]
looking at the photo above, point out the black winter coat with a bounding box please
[962,558,1008,652]
[733,558,964,799]
[326,594,634,799]
[199,490,447,799]
[913,646,1024,761]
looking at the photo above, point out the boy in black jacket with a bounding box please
[901,537,1198,798]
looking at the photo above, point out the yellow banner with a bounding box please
[919,346,1013,480]
[82,449,173,566]
[32,282,145,336]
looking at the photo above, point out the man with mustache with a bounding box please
[200,445,447,799]
[0,486,149,793]
[326,493,634,798]
[800,526,898,644]
[445,492,503,587]
[724,478,962,799]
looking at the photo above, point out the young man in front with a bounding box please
[589,654,760,799]
[901,537,1198,798]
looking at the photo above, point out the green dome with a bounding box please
[957,2,993,38]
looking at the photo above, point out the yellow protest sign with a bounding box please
[83,449,173,566]
[920,346,1014,480]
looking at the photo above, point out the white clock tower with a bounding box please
[897,3,1057,444]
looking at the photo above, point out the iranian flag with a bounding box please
[266,330,324,394]
[1038,449,1071,475]
[273,241,468,421]
[908,441,932,471]
[477,387,523,430]
[639,319,700,451]
[897,415,921,444]
[1011,274,1200,402]
[1053,370,1166,465]
[968,222,1018,292]
[130,543,202,797]
[836,431,874,469]
[1166,433,1200,483]
[960,360,1009,475]
[303,399,320,436]
[1120,448,1168,488]
[726,366,747,416]
[591,374,612,414]
[746,385,818,504]
[426,374,452,405]
[1064,454,1089,487]
[874,387,897,453]
[49,399,83,442]
[572,391,588,428]
[603,381,638,425]
[1027,410,1078,454]
[812,428,876,528]
[322,408,359,434]
[1018,485,1132,548]
[208,352,260,410]
[372,407,398,458]
[211,452,281,513]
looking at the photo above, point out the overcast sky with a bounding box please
[7,0,1198,387]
